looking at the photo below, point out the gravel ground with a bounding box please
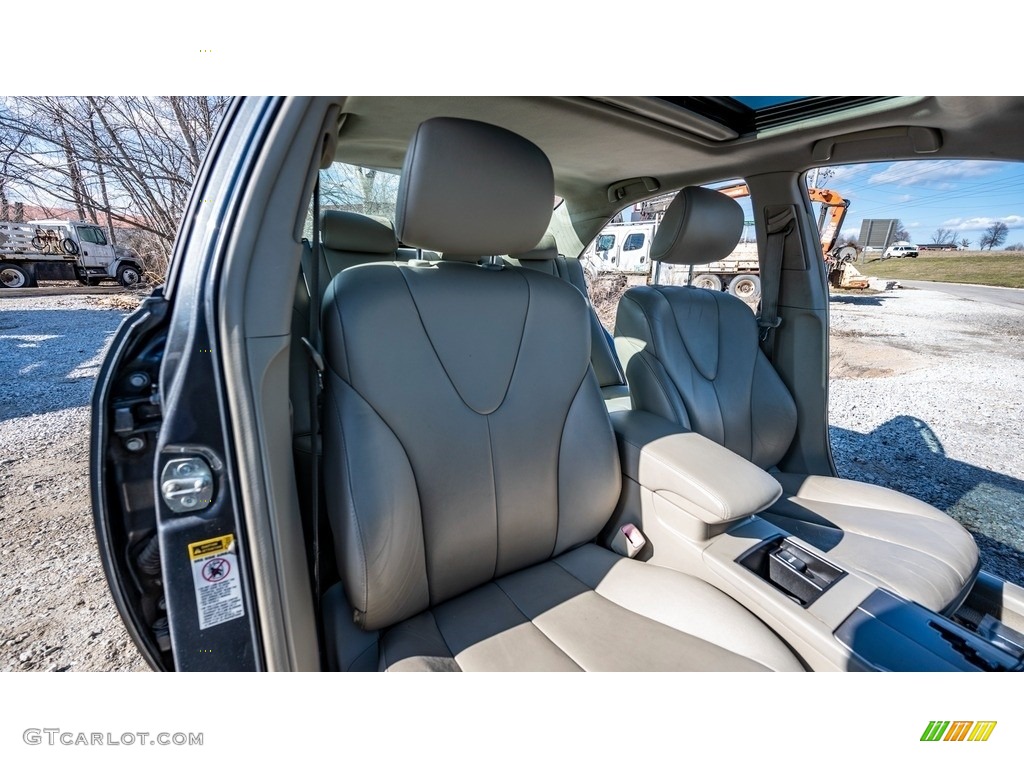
[829,286,1024,585]
[0,294,147,672]
[0,286,1020,673]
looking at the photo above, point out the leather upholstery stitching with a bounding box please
[428,610,462,670]
[325,372,369,622]
[492,578,584,670]
[550,369,592,560]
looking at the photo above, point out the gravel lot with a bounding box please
[0,294,147,672]
[0,285,1021,672]
[829,286,1024,584]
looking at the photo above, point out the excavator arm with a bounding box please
[715,182,850,258]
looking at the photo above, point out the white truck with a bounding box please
[0,219,144,288]
[580,219,764,300]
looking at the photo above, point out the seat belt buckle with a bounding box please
[612,523,646,559]
[757,317,781,342]
[300,337,325,390]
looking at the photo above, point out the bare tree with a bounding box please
[894,220,911,242]
[960,237,971,249]
[980,221,1009,250]
[0,96,230,275]
[931,227,956,245]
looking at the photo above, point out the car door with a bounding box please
[75,224,115,269]
[90,98,275,671]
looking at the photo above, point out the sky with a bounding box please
[816,160,1024,248]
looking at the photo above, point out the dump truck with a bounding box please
[0,219,144,288]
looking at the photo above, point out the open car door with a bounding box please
[89,98,272,671]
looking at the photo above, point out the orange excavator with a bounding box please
[717,182,867,289]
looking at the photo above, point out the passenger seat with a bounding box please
[614,186,980,614]
[507,236,630,410]
[318,117,804,671]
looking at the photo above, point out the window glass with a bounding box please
[596,234,615,251]
[77,226,101,244]
[814,159,1024,586]
[623,232,645,251]
[306,163,401,238]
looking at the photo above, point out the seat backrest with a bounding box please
[507,236,626,389]
[322,117,621,631]
[292,211,404,445]
[614,187,797,469]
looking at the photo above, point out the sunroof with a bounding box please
[657,96,892,135]
[732,96,807,109]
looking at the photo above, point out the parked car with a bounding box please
[91,96,1024,672]
[883,243,919,259]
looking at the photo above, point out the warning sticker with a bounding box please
[188,534,245,630]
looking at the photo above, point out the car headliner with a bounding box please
[333,96,1024,221]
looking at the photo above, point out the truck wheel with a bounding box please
[117,264,142,287]
[0,263,36,288]
[728,275,761,302]
[691,273,722,291]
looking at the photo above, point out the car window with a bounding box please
[306,162,401,238]
[812,158,1024,586]
[581,180,755,330]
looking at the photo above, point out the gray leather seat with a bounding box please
[614,186,980,614]
[318,117,803,672]
[507,236,629,409]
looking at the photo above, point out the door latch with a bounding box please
[160,458,214,513]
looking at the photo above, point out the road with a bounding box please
[0,285,125,299]
[900,280,1024,311]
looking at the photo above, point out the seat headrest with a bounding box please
[510,234,558,261]
[395,117,554,262]
[650,187,744,265]
[321,210,398,254]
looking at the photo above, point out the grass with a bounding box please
[862,250,1024,289]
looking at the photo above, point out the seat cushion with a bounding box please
[378,544,804,672]
[763,474,980,614]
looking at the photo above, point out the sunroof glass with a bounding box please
[732,97,808,109]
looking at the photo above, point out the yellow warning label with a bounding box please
[188,533,235,561]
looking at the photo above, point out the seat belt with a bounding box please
[300,177,326,635]
[758,208,796,362]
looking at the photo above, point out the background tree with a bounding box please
[979,221,1009,250]
[893,220,911,242]
[960,237,971,249]
[931,227,956,245]
[0,96,230,277]
[1005,242,1024,252]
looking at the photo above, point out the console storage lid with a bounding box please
[609,410,782,524]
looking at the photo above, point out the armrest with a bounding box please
[609,410,782,524]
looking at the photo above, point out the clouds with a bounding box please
[941,215,1024,231]
[867,160,1000,187]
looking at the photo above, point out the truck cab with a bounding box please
[581,221,655,276]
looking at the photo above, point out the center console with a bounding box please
[608,409,1024,672]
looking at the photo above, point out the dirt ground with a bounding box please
[0,293,148,672]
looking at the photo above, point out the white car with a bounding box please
[884,243,919,259]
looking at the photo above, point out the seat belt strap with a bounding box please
[758,208,795,361]
[301,177,324,629]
